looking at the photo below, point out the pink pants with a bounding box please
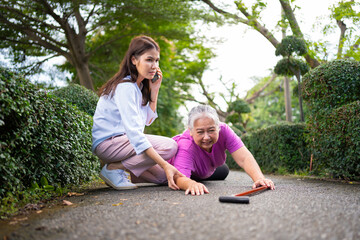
[94,134,177,184]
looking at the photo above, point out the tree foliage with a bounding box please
[274,35,309,122]
[323,0,360,60]
[225,99,251,133]
[245,75,305,131]
[274,58,309,77]
[196,0,359,127]
[0,0,216,136]
[0,0,209,90]
[275,35,307,57]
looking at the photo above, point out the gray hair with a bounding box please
[187,105,220,130]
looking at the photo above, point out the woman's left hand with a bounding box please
[252,178,275,190]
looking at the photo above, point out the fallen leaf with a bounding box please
[14,217,28,221]
[112,202,123,206]
[9,221,18,225]
[36,210,42,214]
[67,192,84,197]
[63,200,73,206]
[119,199,128,201]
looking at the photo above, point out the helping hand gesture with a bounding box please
[163,163,185,190]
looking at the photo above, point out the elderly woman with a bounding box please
[167,104,275,195]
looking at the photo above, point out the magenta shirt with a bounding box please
[168,122,244,179]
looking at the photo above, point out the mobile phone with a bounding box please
[151,72,159,83]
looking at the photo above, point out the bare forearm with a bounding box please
[149,91,159,112]
[232,147,264,182]
[241,156,265,182]
[144,147,167,168]
[174,176,194,191]
[145,147,184,190]
[232,147,275,190]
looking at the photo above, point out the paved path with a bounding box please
[1,171,360,240]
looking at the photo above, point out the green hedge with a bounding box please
[302,59,360,180]
[226,123,310,174]
[306,101,360,180]
[302,59,360,114]
[0,68,99,198]
[52,83,99,116]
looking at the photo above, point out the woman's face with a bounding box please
[131,48,159,82]
[190,116,219,152]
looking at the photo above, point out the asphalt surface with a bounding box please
[1,171,359,240]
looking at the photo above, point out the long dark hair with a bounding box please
[98,35,160,105]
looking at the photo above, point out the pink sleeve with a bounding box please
[222,123,244,153]
[172,139,195,178]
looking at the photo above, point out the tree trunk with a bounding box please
[281,8,292,122]
[284,76,292,122]
[295,70,304,122]
[75,61,94,91]
[336,20,347,59]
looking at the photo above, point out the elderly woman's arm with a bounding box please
[231,146,275,190]
[174,175,209,196]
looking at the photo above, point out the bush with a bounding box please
[0,68,99,198]
[226,123,310,174]
[302,59,360,114]
[306,102,360,180]
[302,59,360,180]
[52,83,99,116]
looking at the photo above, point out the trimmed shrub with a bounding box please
[306,102,360,180]
[302,59,360,180]
[302,59,360,114]
[52,83,99,116]
[0,68,99,198]
[226,123,310,174]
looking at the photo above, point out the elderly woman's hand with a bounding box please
[185,180,209,196]
[252,178,275,190]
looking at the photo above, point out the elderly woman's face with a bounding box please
[190,116,219,152]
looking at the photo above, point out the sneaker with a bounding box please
[100,165,137,190]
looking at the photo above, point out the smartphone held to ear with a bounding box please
[151,72,159,83]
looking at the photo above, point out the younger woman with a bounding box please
[92,35,183,190]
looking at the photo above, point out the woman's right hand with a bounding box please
[185,180,209,196]
[163,163,185,190]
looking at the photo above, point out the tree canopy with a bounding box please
[193,0,359,130]
[0,0,216,135]
[0,0,209,90]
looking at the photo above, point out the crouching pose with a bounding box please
[92,35,183,190]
